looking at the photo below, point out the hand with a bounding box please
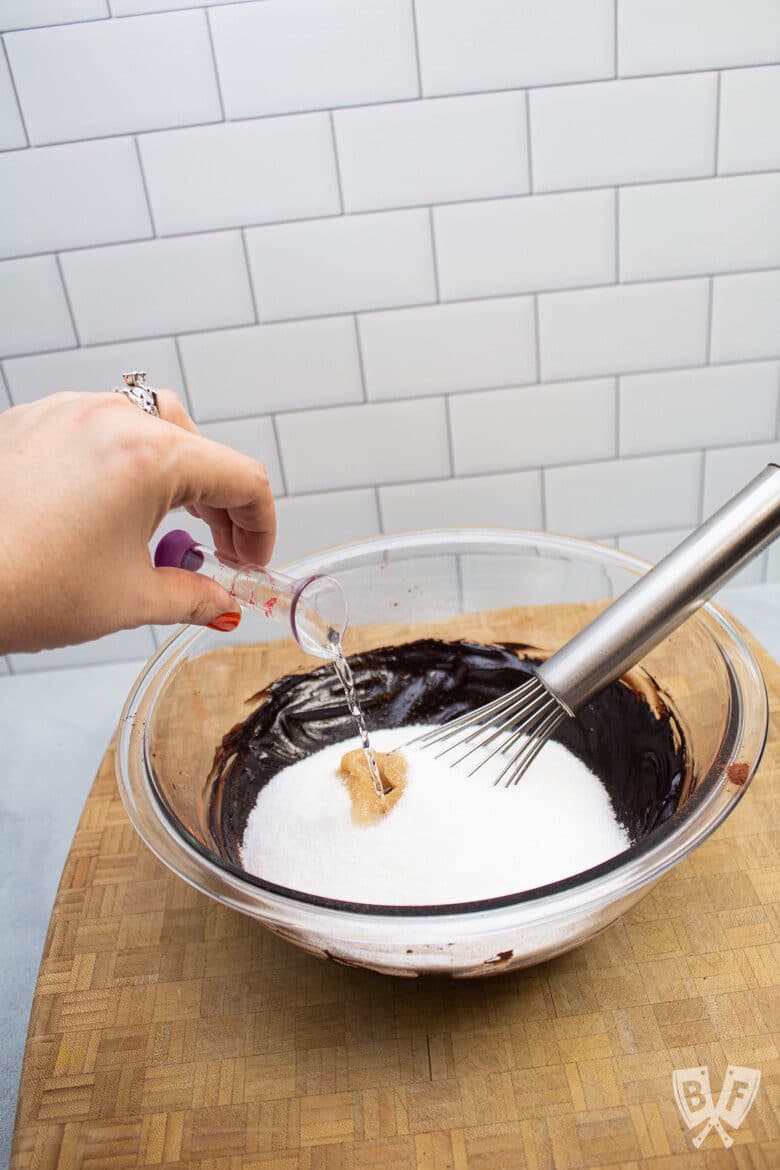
[0,390,276,653]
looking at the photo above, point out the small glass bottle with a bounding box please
[154,529,347,659]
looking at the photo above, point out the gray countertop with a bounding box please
[2,585,778,1164]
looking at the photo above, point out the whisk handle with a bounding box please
[538,463,780,714]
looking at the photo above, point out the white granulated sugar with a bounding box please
[240,725,630,905]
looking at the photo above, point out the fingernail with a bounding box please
[208,611,241,632]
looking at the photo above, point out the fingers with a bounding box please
[155,388,199,435]
[142,566,242,629]
[172,434,277,566]
[109,387,276,565]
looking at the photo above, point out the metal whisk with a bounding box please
[411,463,780,788]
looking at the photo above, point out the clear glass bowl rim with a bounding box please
[115,526,769,926]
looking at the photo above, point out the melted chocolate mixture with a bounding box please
[209,639,686,867]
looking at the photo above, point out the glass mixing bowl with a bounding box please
[116,529,768,977]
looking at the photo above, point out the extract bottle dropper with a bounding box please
[154,529,348,660]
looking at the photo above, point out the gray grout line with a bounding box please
[409,0,424,99]
[172,335,194,416]
[204,8,226,122]
[2,64,777,153]
[374,484,386,533]
[352,315,368,401]
[1,10,114,33]
[614,376,621,456]
[133,135,157,236]
[269,414,289,496]
[328,111,346,214]
[697,449,707,523]
[1,34,29,147]
[428,206,441,301]
[54,253,81,347]
[775,366,780,439]
[239,228,260,324]
[613,0,619,77]
[614,187,621,281]
[705,276,715,364]
[454,552,465,612]
[443,394,456,476]
[539,468,548,530]
[532,294,541,382]
[524,90,534,192]
[230,436,780,501]
[4,311,780,383]
[7,249,780,332]
[713,70,722,176]
[0,166,777,255]
[760,543,770,583]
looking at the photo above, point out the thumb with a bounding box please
[145,566,242,630]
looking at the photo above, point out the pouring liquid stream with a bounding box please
[328,630,386,800]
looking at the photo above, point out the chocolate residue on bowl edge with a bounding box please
[207,638,687,867]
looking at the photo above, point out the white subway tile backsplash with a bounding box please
[210,0,418,120]
[111,0,235,12]
[6,11,221,145]
[711,270,780,364]
[274,488,380,564]
[9,626,156,672]
[358,297,536,400]
[0,47,26,150]
[0,255,75,357]
[3,337,185,404]
[450,378,615,475]
[539,279,709,381]
[0,0,778,680]
[617,527,693,563]
[434,190,615,301]
[618,0,780,76]
[180,317,363,422]
[719,66,780,175]
[415,0,613,96]
[703,440,780,516]
[620,174,780,280]
[0,138,151,258]
[246,209,435,321]
[60,233,254,345]
[198,416,283,496]
[0,1,107,31]
[530,74,716,192]
[139,114,340,237]
[620,362,779,455]
[380,469,543,531]
[546,452,702,537]
[277,398,450,493]
[334,92,528,213]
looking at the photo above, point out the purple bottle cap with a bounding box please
[154,529,204,572]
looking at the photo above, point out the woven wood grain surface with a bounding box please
[10,614,780,1169]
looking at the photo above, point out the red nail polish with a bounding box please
[208,611,241,632]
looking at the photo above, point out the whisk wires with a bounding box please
[407,675,565,788]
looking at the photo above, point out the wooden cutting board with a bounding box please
[10,613,780,1169]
